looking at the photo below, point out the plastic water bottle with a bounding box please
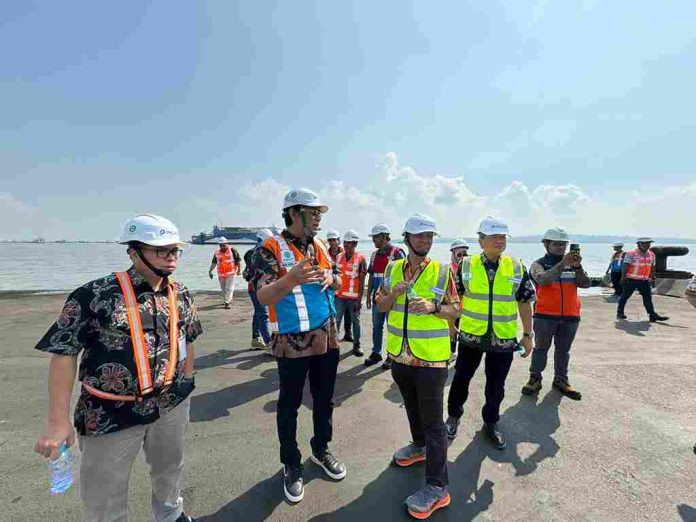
[514,343,526,356]
[48,443,74,495]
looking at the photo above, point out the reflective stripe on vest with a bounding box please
[216,249,236,277]
[626,249,654,280]
[336,251,364,299]
[533,260,581,318]
[459,255,520,339]
[385,259,451,362]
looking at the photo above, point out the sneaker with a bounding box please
[445,416,460,440]
[393,443,426,467]
[484,422,506,450]
[352,344,364,357]
[174,514,196,522]
[250,337,266,350]
[283,465,304,503]
[405,484,451,520]
[364,352,382,366]
[381,357,392,370]
[649,314,669,322]
[311,450,347,480]
[553,379,582,400]
[616,312,627,320]
[521,377,542,396]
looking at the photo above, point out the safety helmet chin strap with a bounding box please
[135,247,173,279]
[405,234,429,258]
[300,210,317,240]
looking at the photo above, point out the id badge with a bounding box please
[178,336,187,362]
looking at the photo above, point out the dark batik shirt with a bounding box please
[35,267,203,437]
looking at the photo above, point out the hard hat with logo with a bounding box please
[613,242,624,247]
[343,229,360,242]
[119,214,183,246]
[403,213,439,236]
[542,227,570,242]
[282,188,328,213]
[217,236,229,244]
[477,216,510,236]
[449,239,469,251]
[636,236,654,243]
[368,224,391,237]
[326,229,340,240]
[256,228,274,241]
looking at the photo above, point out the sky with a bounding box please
[1,1,695,241]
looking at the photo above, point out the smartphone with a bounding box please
[569,243,580,253]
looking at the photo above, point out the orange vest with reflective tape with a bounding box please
[532,255,581,318]
[336,251,364,299]
[625,249,654,281]
[216,249,237,277]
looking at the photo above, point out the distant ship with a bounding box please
[190,225,280,245]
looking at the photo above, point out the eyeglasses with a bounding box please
[141,246,184,259]
[455,252,466,258]
[300,207,322,218]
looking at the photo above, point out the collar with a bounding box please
[282,229,311,252]
[377,242,392,255]
[403,257,430,278]
[480,253,500,267]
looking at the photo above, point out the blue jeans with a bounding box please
[371,306,387,355]
[249,290,271,344]
[335,298,361,343]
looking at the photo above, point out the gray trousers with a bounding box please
[218,274,236,304]
[78,398,190,522]
[529,318,579,382]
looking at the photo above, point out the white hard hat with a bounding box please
[477,216,509,236]
[217,236,229,244]
[637,236,654,243]
[256,228,274,241]
[613,242,624,247]
[326,229,340,240]
[343,229,360,242]
[119,214,183,246]
[282,188,328,213]
[403,213,439,236]
[449,239,469,251]
[368,224,391,237]
[542,227,569,242]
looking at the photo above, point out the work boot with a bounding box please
[283,465,304,503]
[364,352,382,366]
[393,443,426,467]
[352,344,364,357]
[445,416,460,440]
[649,314,669,322]
[382,357,392,370]
[484,423,506,450]
[250,337,266,350]
[521,377,542,396]
[553,379,582,400]
[405,484,451,520]
[616,312,627,320]
[224,303,231,309]
[174,514,196,522]
[311,449,347,480]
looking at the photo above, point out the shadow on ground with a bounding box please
[677,504,696,522]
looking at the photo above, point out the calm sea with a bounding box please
[1,241,694,293]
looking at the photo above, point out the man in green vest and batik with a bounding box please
[375,213,460,520]
[446,216,536,450]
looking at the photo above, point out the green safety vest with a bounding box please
[459,254,522,339]
[385,259,451,362]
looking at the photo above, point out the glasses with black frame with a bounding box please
[140,246,184,259]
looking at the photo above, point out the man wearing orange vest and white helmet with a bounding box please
[208,236,241,309]
[616,237,669,322]
[252,188,346,504]
[334,229,368,356]
[34,214,201,522]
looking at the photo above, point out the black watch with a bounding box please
[432,302,442,314]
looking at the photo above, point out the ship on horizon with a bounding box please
[190,225,280,245]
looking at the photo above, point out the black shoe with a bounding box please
[175,514,196,522]
[649,314,669,322]
[311,450,347,480]
[340,336,354,343]
[616,312,627,320]
[283,465,304,503]
[381,357,392,370]
[364,352,382,366]
[224,303,231,309]
[352,344,364,357]
[484,423,506,450]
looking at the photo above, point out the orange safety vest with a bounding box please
[336,251,365,299]
[625,249,654,281]
[82,271,180,402]
[533,255,581,318]
[216,248,237,277]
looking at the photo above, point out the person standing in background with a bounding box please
[208,237,241,309]
[606,242,625,297]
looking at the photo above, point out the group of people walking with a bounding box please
[32,187,674,521]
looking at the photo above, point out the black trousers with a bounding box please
[447,347,514,425]
[277,349,339,468]
[617,279,656,316]
[610,271,623,295]
[392,361,449,487]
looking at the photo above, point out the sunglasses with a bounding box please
[141,246,184,259]
[300,207,323,218]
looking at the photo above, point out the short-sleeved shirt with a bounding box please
[376,258,459,368]
[250,230,339,359]
[455,253,535,352]
[211,246,241,269]
[35,267,203,437]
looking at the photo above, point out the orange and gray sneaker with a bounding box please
[521,377,542,396]
[393,443,426,467]
[405,484,451,519]
[553,378,582,400]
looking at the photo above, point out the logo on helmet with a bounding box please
[160,229,165,235]
[129,225,137,233]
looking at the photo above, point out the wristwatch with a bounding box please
[432,302,442,314]
[522,332,534,340]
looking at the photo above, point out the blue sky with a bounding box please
[2,1,695,239]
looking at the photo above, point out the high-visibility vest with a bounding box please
[385,259,451,362]
[336,251,365,299]
[82,271,180,402]
[263,234,336,334]
[625,249,654,281]
[532,254,581,318]
[459,255,521,339]
[216,249,237,277]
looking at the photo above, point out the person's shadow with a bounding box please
[195,348,259,370]
[614,320,651,337]
[677,503,696,521]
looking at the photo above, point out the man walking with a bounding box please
[244,229,274,350]
[208,237,241,309]
[375,214,459,520]
[334,229,367,357]
[34,214,201,522]
[617,237,669,322]
[254,188,346,504]
[522,228,590,400]
[365,224,405,369]
[606,242,625,297]
[446,217,535,450]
